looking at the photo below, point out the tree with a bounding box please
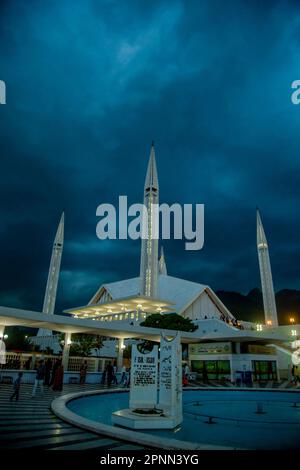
[58,333,104,357]
[71,334,104,357]
[140,313,198,332]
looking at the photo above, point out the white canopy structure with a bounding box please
[88,274,234,322]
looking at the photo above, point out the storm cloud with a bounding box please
[0,0,300,313]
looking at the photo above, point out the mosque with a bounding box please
[8,144,299,382]
[67,144,239,325]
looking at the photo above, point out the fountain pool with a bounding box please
[60,389,300,450]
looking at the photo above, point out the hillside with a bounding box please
[216,288,300,325]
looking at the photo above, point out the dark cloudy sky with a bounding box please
[0,0,300,313]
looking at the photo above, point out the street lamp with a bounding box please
[289,317,295,324]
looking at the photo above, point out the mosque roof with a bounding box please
[90,274,234,318]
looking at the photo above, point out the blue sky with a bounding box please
[0,0,300,312]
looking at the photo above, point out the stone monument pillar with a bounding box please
[159,332,182,427]
[112,335,183,430]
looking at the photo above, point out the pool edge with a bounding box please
[50,388,240,451]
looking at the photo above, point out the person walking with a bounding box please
[125,367,131,387]
[52,360,64,392]
[80,360,88,385]
[112,362,118,385]
[49,358,59,386]
[120,365,126,385]
[10,372,23,401]
[106,362,114,387]
[101,366,107,386]
[235,370,242,387]
[44,358,52,386]
[32,360,46,397]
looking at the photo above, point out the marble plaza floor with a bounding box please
[0,380,298,450]
[0,383,144,450]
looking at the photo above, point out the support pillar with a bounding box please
[62,332,72,371]
[236,342,241,354]
[117,338,125,371]
[0,325,6,366]
[0,325,5,339]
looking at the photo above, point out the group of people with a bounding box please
[101,362,129,387]
[10,357,64,401]
[234,370,253,387]
[9,357,132,402]
[219,313,244,329]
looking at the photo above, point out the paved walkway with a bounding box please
[0,383,143,450]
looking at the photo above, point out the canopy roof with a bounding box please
[89,274,234,319]
[64,295,175,319]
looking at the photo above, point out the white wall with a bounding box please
[273,346,292,379]
[182,291,222,320]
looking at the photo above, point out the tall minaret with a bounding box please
[37,212,64,336]
[158,246,167,275]
[256,208,278,327]
[140,143,159,297]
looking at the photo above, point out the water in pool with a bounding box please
[68,390,300,449]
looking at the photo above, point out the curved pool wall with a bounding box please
[51,389,211,450]
[51,388,300,450]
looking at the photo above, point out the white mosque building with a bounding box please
[27,144,297,382]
